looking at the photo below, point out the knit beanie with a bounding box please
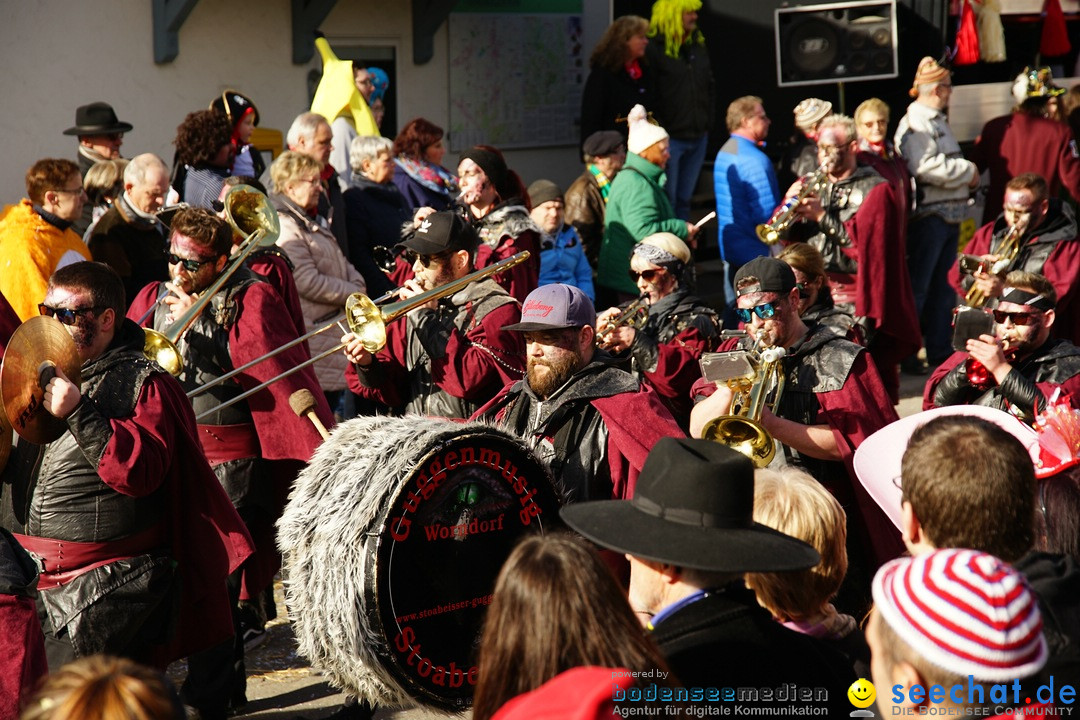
[626,105,668,155]
[527,179,563,208]
[459,147,509,197]
[872,548,1047,682]
[909,57,951,97]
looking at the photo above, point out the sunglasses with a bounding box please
[403,249,453,268]
[735,301,779,324]
[167,252,215,273]
[628,268,665,283]
[38,303,103,325]
[992,309,1043,326]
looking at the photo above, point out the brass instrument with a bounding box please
[186,287,399,399]
[700,331,787,468]
[964,223,1023,308]
[756,162,830,245]
[596,295,649,348]
[142,185,280,376]
[192,251,530,421]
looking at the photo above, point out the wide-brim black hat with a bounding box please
[63,102,133,136]
[560,438,820,573]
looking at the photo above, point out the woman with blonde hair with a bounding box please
[271,150,365,414]
[744,467,868,675]
[472,533,673,720]
[580,15,656,148]
[21,655,181,720]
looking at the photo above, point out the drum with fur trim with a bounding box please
[278,415,561,710]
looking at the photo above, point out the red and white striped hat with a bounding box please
[872,549,1047,682]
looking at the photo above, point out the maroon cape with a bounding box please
[474,228,541,304]
[640,326,713,429]
[248,252,307,342]
[948,218,1080,344]
[844,178,922,360]
[472,379,684,500]
[101,372,254,666]
[972,112,1080,224]
[0,593,45,720]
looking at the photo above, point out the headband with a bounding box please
[633,243,684,277]
[1001,287,1055,311]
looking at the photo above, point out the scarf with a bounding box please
[394,156,459,197]
[587,164,612,203]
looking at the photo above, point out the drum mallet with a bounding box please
[289,388,330,441]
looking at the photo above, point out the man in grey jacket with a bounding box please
[896,57,979,372]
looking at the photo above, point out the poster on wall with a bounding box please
[448,0,584,150]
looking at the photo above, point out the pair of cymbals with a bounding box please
[1,316,82,449]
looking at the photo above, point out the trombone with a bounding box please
[142,185,280,376]
[186,288,399,400]
[191,251,530,421]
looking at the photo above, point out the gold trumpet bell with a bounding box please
[143,328,183,377]
[700,415,776,468]
[345,293,388,354]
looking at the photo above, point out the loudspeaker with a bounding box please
[776,0,898,87]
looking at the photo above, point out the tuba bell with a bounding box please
[700,331,787,467]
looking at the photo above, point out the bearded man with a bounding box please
[471,283,683,502]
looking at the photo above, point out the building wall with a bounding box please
[0,0,609,206]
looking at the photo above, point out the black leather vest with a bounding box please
[808,166,887,275]
[150,270,260,425]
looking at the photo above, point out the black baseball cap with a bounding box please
[733,257,797,297]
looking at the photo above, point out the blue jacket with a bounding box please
[713,135,779,268]
[538,223,595,301]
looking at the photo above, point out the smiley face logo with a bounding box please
[848,678,876,709]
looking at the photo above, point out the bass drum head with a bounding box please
[279,415,561,711]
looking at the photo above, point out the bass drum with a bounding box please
[278,415,561,711]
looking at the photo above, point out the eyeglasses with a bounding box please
[38,303,102,325]
[54,186,84,195]
[992,309,1043,326]
[167,252,215,273]
[403,249,453,268]
[628,268,665,283]
[735,301,779,324]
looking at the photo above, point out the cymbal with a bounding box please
[1,316,82,444]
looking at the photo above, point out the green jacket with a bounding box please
[598,152,687,295]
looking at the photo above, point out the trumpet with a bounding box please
[596,295,649,348]
[965,223,1024,308]
[191,251,530,421]
[142,185,279,376]
[965,339,1017,391]
[700,330,787,467]
[756,162,830,245]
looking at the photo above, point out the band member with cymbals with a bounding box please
[343,210,524,418]
[127,206,332,715]
[0,262,251,685]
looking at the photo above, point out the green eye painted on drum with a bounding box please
[456,482,482,506]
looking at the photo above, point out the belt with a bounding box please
[15,523,167,590]
[197,422,261,465]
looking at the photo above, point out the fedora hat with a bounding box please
[63,102,133,136]
[560,438,820,572]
